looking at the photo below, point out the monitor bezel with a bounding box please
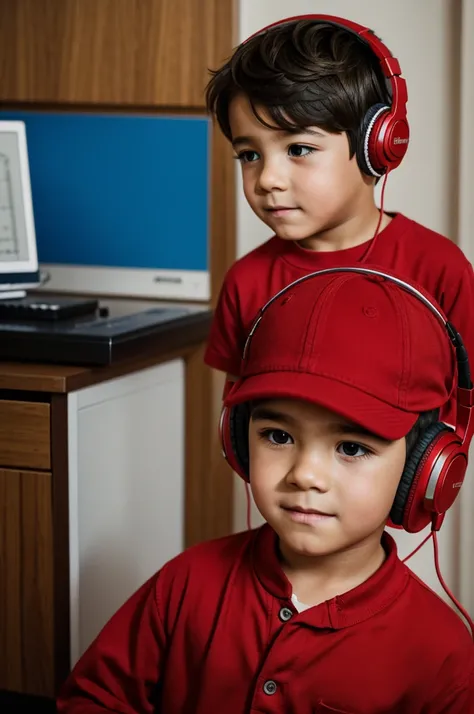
[0,120,40,285]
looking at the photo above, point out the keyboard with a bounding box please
[0,296,99,321]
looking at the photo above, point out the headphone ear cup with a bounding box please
[390,423,451,528]
[223,403,251,481]
[356,102,390,177]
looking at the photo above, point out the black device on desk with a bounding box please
[0,295,100,321]
[0,296,210,366]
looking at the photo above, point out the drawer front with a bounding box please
[0,401,51,470]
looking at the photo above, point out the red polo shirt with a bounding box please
[58,526,474,713]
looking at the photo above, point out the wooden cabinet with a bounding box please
[0,0,234,107]
[0,467,54,697]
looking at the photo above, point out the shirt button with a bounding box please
[279,606,293,622]
[263,680,277,695]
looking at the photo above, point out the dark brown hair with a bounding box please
[206,19,390,157]
[405,409,440,457]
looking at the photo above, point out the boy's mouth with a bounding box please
[281,505,335,523]
[265,206,299,219]
[282,505,332,516]
[265,205,296,212]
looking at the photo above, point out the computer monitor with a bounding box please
[0,121,40,298]
[0,111,210,302]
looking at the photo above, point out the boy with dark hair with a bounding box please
[58,267,474,713]
[204,15,474,425]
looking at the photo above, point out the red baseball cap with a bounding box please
[225,268,456,440]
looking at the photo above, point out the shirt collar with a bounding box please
[276,212,402,271]
[252,523,409,629]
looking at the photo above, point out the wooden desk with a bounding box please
[0,309,232,698]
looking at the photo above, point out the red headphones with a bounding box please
[220,268,474,535]
[244,14,409,177]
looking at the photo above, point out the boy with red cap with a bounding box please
[204,15,474,426]
[58,267,474,713]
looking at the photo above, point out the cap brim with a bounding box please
[225,372,418,441]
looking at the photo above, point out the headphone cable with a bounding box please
[403,525,474,638]
[402,531,433,564]
[432,530,474,637]
[245,482,252,530]
[359,169,390,264]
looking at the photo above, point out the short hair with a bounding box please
[405,409,440,457]
[206,19,390,157]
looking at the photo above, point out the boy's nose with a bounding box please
[286,454,332,492]
[256,159,288,193]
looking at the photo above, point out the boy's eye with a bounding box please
[236,150,260,163]
[261,428,293,446]
[288,144,314,158]
[337,442,369,458]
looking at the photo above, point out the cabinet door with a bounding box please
[0,0,234,107]
[0,469,54,697]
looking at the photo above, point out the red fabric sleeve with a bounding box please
[204,272,246,377]
[56,575,165,713]
[421,661,474,713]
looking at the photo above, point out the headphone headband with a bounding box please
[243,267,471,391]
[247,14,398,70]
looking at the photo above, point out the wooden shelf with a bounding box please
[0,0,234,108]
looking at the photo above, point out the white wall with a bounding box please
[457,0,474,614]
[233,0,465,606]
